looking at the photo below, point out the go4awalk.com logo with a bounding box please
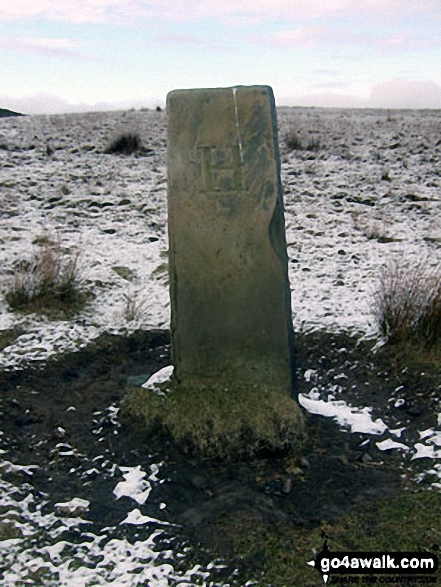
[307,542,439,584]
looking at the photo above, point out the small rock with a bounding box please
[55,497,90,516]
[48,196,63,204]
[112,266,136,281]
[53,426,66,438]
[190,473,208,489]
[281,477,292,495]
[406,404,423,417]
[0,519,22,540]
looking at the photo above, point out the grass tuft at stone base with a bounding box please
[121,383,305,461]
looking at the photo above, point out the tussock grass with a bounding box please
[285,129,303,151]
[5,235,88,317]
[121,383,305,461]
[122,290,148,322]
[104,132,142,155]
[373,257,441,347]
[285,129,321,152]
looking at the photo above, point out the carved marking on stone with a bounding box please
[191,144,245,192]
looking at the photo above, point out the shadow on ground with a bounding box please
[0,329,440,585]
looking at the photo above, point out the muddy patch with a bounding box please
[0,329,438,584]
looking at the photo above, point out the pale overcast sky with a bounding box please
[1,0,440,114]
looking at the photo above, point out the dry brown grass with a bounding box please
[373,257,441,347]
[122,290,148,322]
[284,128,321,152]
[5,234,87,317]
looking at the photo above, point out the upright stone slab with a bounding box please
[167,85,295,395]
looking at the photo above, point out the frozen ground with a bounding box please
[1,107,441,366]
[0,107,441,585]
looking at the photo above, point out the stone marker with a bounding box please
[166,85,295,396]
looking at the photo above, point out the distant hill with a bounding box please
[0,108,24,118]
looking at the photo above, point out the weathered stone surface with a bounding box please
[166,85,295,395]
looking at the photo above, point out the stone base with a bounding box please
[121,378,306,461]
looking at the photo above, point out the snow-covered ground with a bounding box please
[1,106,441,585]
[1,107,440,369]
[0,460,219,586]
[0,109,169,370]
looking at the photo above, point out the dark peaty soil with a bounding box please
[0,329,438,582]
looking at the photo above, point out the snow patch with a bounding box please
[299,390,388,435]
[113,466,153,505]
[376,439,409,452]
[121,508,173,526]
[411,443,441,460]
[142,365,174,390]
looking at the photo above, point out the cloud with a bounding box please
[374,31,441,52]
[254,24,441,54]
[4,80,441,114]
[156,33,204,45]
[188,0,353,21]
[0,93,163,115]
[0,36,96,60]
[0,0,335,23]
[285,91,368,108]
[270,26,333,48]
[0,0,127,24]
[2,0,439,24]
[0,93,79,115]
[311,69,341,76]
[369,79,441,109]
[257,25,360,48]
[282,77,441,109]
[312,81,350,89]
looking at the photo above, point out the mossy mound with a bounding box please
[121,382,305,461]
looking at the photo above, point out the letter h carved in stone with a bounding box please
[192,144,245,192]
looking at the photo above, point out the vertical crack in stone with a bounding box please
[232,87,244,165]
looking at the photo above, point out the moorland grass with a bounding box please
[285,128,321,152]
[104,132,142,155]
[373,258,441,348]
[217,488,441,586]
[121,383,306,461]
[4,235,89,318]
